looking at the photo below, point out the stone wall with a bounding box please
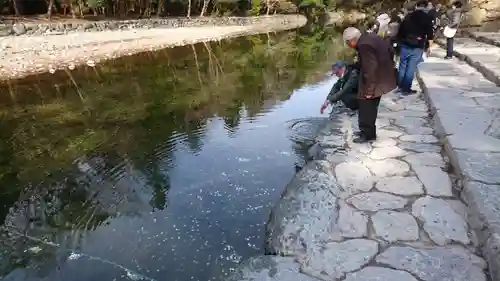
[466,0,500,25]
[0,15,301,37]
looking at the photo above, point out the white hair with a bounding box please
[342,27,362,41]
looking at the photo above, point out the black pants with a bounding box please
[358,97,381,139]
[446,37,454,58]
[342,94,359,111]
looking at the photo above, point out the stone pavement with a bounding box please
[226,78,489,280]
[418,42,500,281]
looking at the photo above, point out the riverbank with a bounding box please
[0,15,307,80]
[227,75,489,279]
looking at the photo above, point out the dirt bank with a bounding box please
[0,15,307,81]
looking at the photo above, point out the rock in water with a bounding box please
[12,23,26,36]
[265,160,342,256]
[226,256,321,281]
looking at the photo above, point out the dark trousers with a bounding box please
[446,37,454,58]
[358,97,381,139]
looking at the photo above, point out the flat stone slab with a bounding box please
[397,142,440,153]
[346,192,408,211]
[376,246,487,281]
[376,176,424,196]
[338,202,368,238]
[363,158,410,177]
[462,181,500,241]
[372,211,419,242]
[344,266,419,281]
[226,256,321,281]
[300,239,379,280]
[412,196,470,246]
[413,165,453,197]
[335,162,374,194]
[403,152,445,168]
[455,150,500,184]
[369,146,408,160]
[266,160,341,256]
[399,134,439,144]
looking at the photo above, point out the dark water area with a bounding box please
[0,27,348,281]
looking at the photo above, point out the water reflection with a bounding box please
[0,27,349,281]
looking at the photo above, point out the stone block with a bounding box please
[226,256,321,281]
[265,160,341,256]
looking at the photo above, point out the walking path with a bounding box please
[227,68,489,280]
[419,36,500,281]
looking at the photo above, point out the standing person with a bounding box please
[395,0,434,95]
[320,60,360,114]
[444,1,464,59]
[342,27,397,143]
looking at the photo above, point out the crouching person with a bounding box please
[320,60,360,114]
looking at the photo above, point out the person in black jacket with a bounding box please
[320,60,360,114]
[396,0,434,95]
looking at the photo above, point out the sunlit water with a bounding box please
[0,28,345,281]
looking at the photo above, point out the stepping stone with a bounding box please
[372,138,398,148]
[369,146,408,160]
[412,196,470,246]
[372,211,419,242]
[376,246,487,281]
[346,192,408,211]
[226,256,322,281]
[399,134,439,143]
[335,162,374,193]
[378,129,404,139]
[363,158,410,177]
[413,166,453,197]
[376,176,424,196]
[344,266,418,281]
[398,142,440,153]
[300,239,378,280]
[404,152,445,168]
[338,203,368,238]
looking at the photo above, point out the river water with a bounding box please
[0,27,347,281]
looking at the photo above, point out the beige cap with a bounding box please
[342,27,362,41]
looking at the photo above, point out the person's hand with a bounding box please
[320,101,329,114]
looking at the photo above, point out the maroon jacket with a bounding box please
[356,33,397,99]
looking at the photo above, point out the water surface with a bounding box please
[0,28,348,281]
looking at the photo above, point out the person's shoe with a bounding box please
[353,135,376,144]
[444,56,452,60]
[353,131,363,137]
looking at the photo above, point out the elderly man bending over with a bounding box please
[320,60,360,114]
[342,27,397,143]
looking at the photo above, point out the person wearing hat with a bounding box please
[342,26,397,143]
[320,60,360,114]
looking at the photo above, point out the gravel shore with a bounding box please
[0,15,307,80]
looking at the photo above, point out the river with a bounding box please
[0,26,348,281]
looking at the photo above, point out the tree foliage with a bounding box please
[0,0,338,18]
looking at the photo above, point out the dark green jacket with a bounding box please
[327,64,359,104]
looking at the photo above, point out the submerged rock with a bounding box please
[226,256,321,281]
[265,160,342,256]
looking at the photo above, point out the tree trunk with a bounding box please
[47,0,55,20]
[265,0,270,15]
[200,0,209,16]
[187,0,191,18]
[12,0,21,16]
[157,0,164,16]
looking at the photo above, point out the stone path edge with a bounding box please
[436,37,500,86]
[416,65,500,281]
